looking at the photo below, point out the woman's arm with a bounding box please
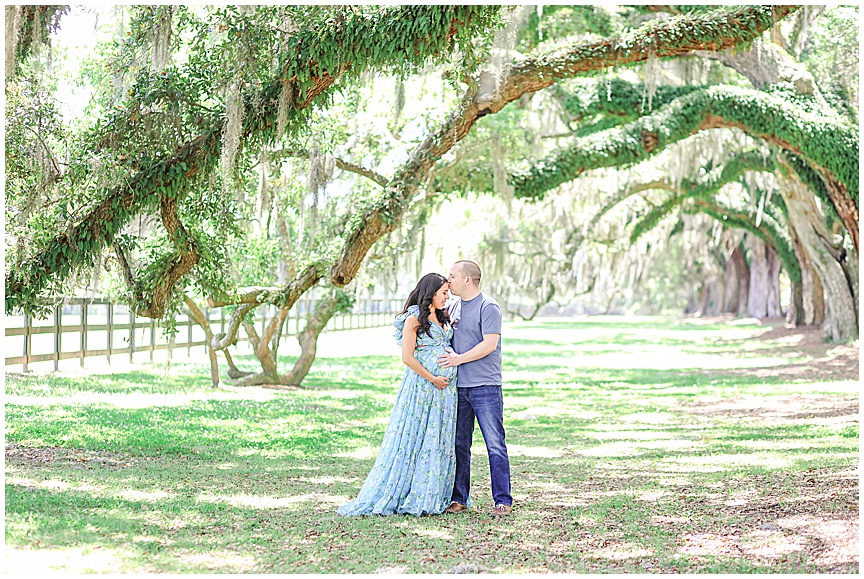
[402,316,450,390]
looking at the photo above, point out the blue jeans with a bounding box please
[451,385,512,507]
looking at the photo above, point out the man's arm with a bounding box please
[438,333,499,368]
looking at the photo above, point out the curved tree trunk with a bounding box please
[784,213,824,326]
[184,296,254,385]
[184,297,221,387]
[778,170,857,341]
[233,294,344,387]
[840,243,859,323]
[281,294,343,385]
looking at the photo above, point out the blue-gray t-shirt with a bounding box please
[448,292,502,388]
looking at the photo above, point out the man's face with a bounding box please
[448,265,465,297]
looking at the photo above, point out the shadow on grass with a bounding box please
[5,317,858,573]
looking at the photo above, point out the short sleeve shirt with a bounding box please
[448,292,502,387]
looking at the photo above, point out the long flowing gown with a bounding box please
[337,305,459,516]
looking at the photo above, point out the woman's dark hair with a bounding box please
[400,273,451,338]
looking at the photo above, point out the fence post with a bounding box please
[107,302,113,365]
[149,317,156,362]
[80,301,87,368]
[53,304,61,371]
[187,309,193,355]
[130,310,136,364]
[23,313,31,372]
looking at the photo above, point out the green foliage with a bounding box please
[518,6,618,51]
[5,6,503,317]
[800,6,859,122]
[8,6,68,76]
[556,78,702,122]
[686,200,801,285]
[511,84,858,207]
[618,150,802,286]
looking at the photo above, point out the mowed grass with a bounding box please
[5,315,859,573]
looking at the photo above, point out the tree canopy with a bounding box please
[5,4,859,384]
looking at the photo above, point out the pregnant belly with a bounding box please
[415,346,458,381]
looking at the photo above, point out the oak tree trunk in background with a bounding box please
[700,277,724,317]
[722,257,738,315]
[746,236,769,319]
[766,244,783,318]
[778,171,857,341]
[729,244,750,318]
[784,212,824,327]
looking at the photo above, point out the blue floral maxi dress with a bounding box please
[337,305,458,516]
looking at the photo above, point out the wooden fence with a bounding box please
[5,297,404,371]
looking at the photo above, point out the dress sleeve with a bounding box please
[393,305,421,346]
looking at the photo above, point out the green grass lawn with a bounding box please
[5,316,859,573]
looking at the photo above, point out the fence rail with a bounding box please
[5,297,404,371]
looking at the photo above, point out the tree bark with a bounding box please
[786,219,825,326]
[747,236,769,319]
[778,168,857,341]
[184,296,220,387]
[766,243,783,318]
[729,244,750,318]
[281,294,343,386]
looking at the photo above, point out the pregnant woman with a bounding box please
[337,273,458,516]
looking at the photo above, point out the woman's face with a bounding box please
[431,282,449,311]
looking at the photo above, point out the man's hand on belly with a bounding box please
[438,348,462,368]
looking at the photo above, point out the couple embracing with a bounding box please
[337,260,513,517]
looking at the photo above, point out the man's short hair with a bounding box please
[455,260,482,286]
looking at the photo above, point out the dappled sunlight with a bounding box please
[741,528,807,557]
[679,533,741,557]
[4,545,127,574]
[632,489,672,502]
[578,441,645,457]
[118,488,174,502]
[586,543,653,561]
[179,550,258,572]
[584,428,678,441]
[511,406,602,421]
[661,453,795,469]
[651,514,691,525]
[197,491,348,510]
[8,474,101,495]
[296,475,357,485]
[335,446,377,460]
[616,412,675,425]
[6,315,857,573]
[777,516,859,568]
[578,438,697,457]
[413,528,454,540]
[4,389,279,408]
[716,489,759,507]
[508,444,563,458]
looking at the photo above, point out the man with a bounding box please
[439,260,513,516]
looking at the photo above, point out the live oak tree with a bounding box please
[504,7,857,341]
[11,5,854,387]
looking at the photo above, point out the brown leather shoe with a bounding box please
[491,504,512,516]
[444,501,468,513]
